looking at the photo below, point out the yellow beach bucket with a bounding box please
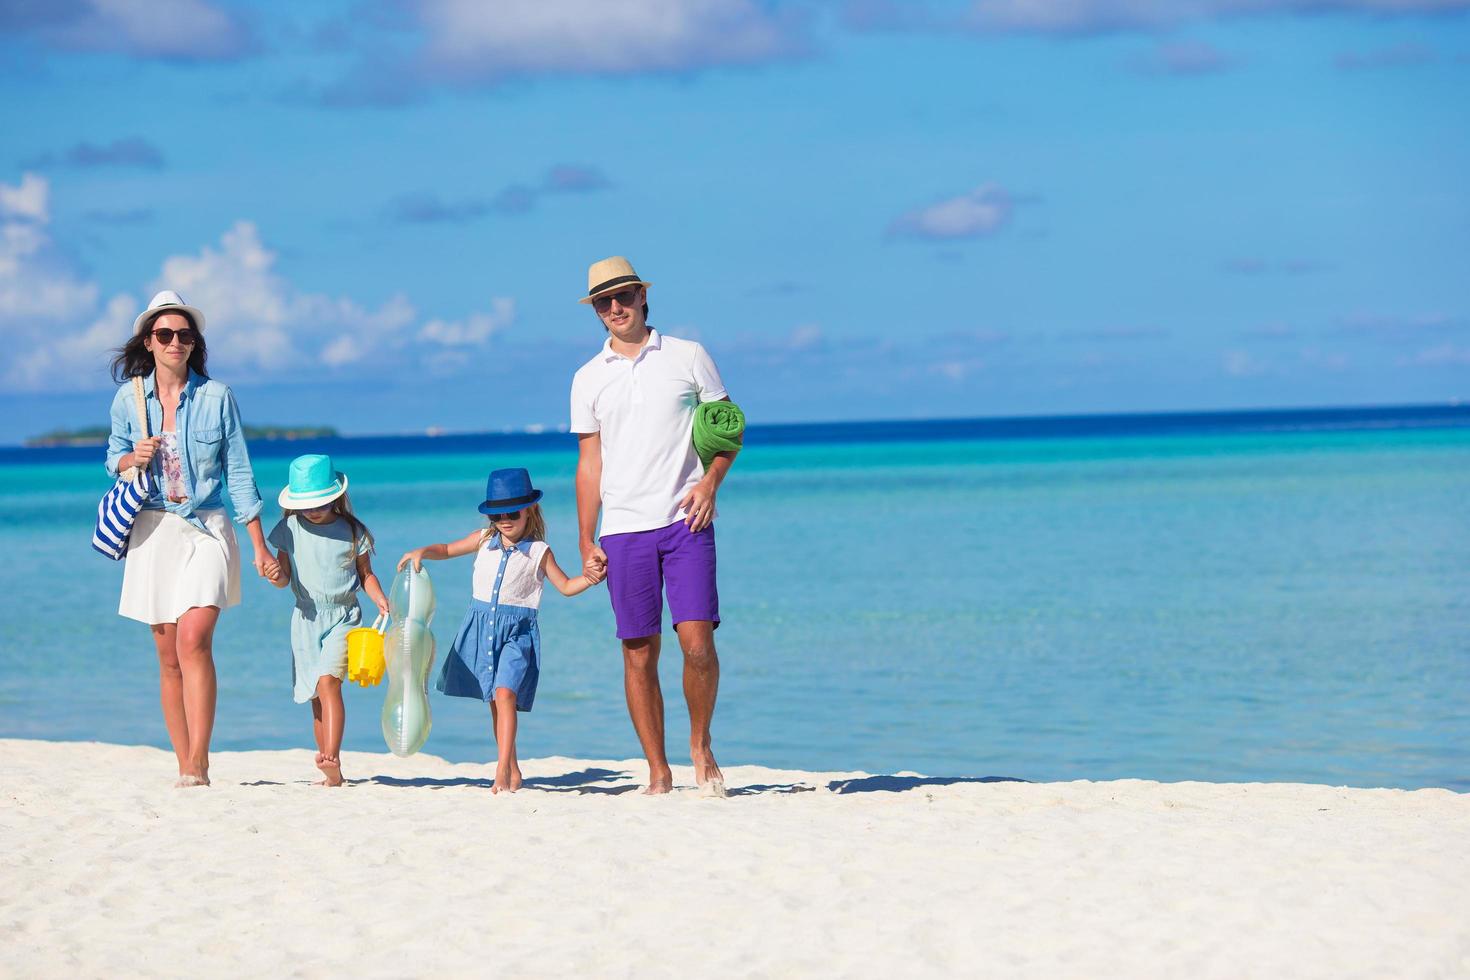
[346,614,388,687]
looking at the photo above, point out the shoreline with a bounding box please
[5,739,1467,976]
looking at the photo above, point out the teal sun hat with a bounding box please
[279,454,348,510]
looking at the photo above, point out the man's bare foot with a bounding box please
[316,755,344,787]
[692,744,724,796]
[642,763,674,795]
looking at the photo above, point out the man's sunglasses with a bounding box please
[592,288,641,313]
[152,327,198,347]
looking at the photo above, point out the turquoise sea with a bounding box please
[2,408,1467,791]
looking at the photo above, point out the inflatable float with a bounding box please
[381,567,436,756]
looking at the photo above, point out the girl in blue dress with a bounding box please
[398,468,602,793]
[265,454,390,786]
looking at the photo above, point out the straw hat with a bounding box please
[133,290,207,336]
[578,256,651,304]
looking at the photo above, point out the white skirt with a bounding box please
[119,509,241,625]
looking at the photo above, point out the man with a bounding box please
[569,256,739,796]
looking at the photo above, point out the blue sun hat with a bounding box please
[278,454,348,510]
[478,467,543,515]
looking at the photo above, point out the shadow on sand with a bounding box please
[826,775,1028,795]
[263,769,1027,796]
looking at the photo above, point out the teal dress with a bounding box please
[268,514,370,703]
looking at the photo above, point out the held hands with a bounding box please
[581,545,608,586]
[680,477,717,533]
[254,553,283,584]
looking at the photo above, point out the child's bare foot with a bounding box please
[316,754,344,787]
[174,774,209,789]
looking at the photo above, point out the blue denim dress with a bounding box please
[437,536,545,711]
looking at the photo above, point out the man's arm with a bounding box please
[575,432,607,579]
[682,396,740,532]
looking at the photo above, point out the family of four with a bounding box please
[105,256,739,796]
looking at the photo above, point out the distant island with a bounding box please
[25,425,341,447]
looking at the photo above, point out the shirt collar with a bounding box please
[600,327,661,363]
[142,369,206,400]
[488,533,534,555]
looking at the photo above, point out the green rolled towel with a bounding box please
[693,400,745,469]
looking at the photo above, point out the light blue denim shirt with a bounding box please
[105,370,264,531]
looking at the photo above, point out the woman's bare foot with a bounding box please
[493,762,520,794]
[316,754,344,787]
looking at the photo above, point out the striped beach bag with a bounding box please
[91,376,153,560]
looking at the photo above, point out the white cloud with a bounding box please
[1223,349,1272,377]
[419,299,516,346]
[932,358,986,381]
[968,0,1470,33]
[0,173,50,221]
[0,173,98,328]
[40,0,255,60]
[849,0,1470,34]
[889,184,1013,240]
[418,0,807,79]
[154,221,421,372]
[1401,343,1470,367]
[0,176,515,392]
[1133,39,1235,74]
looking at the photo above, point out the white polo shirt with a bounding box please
[569,329,728,536]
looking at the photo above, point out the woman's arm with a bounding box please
[357,553,390,616]
[398,530,482,571]
[245,516,276,579]
[219,387,264,526]
[541,548,598,597]
[106,387,159,476]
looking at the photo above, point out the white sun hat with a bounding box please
[133,290,207,336]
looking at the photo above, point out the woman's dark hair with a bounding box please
[110,311,208,382]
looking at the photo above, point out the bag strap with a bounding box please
[131,375,149,436]
[124,375,151,484]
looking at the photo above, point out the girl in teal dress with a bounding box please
[265,454,389,786]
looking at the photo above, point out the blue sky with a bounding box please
[1,0,1466,443]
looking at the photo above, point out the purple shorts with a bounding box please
[601,521,720,640]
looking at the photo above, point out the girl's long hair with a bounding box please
[480,502,546,546]
[110,311,209,382]
[284,490,374,569]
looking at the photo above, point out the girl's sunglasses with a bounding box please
[152,327,198,347]
[488,510,524,521]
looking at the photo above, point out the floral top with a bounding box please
[159,431,188,502]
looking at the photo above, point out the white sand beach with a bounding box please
[3,739,1467,978]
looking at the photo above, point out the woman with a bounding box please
[106,290,276,787]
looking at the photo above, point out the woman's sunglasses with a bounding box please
[151,327,198,347]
